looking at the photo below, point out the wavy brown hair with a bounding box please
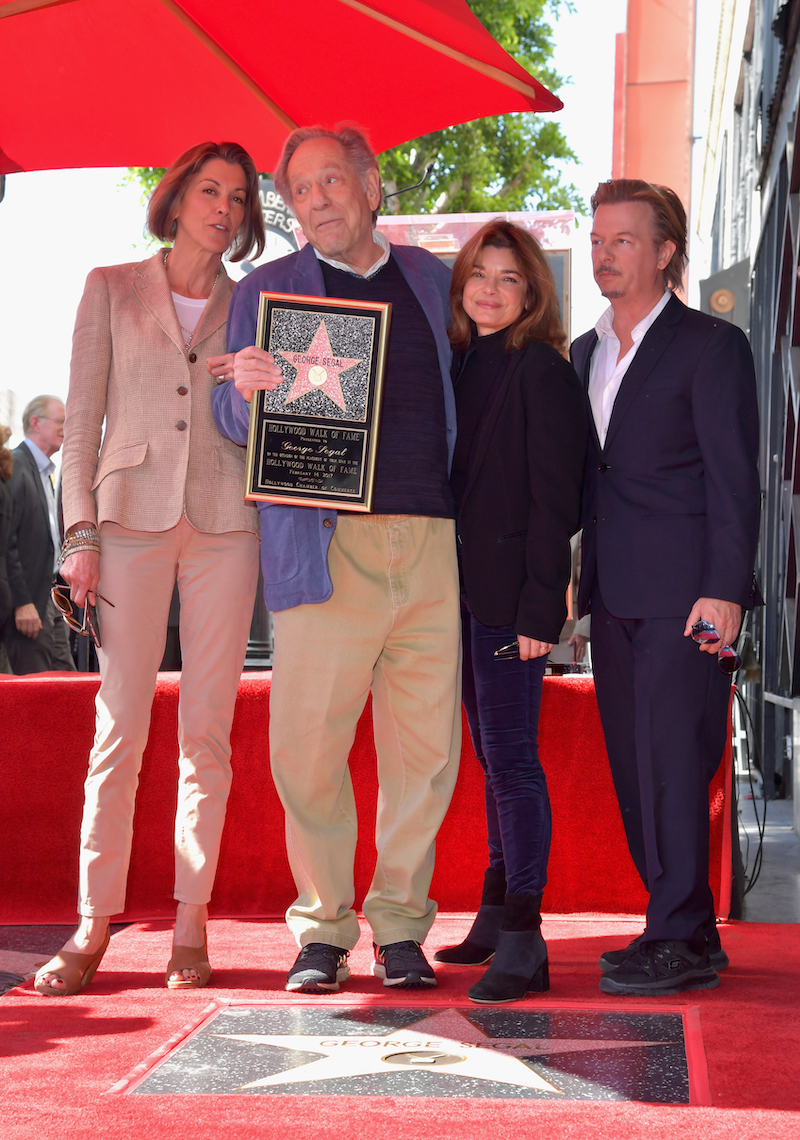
[449,219,566,355]
[591,179,687,291]
[147,141,265,263]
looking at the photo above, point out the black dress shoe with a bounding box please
[598,940,720,997]
[598,934,646,973]
[705,924,729,970]
[599,927,729,973]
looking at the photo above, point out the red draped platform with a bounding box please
[0,673,731,923]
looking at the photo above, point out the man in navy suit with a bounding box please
[571,180,760,995]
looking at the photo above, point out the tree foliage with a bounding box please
[379,0,583,215]
[124,168,164,201]
[126,1,582,217]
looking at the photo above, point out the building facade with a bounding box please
[696,0,800,820]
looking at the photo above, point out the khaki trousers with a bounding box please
[78,518,259,916]
[270,514,462,950]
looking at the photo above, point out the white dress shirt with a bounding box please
[589,291,672,446]
[22,436,61,573]
[314,228,390,279]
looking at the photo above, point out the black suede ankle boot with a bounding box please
[467,891,549,1003]
[434,867,506,965]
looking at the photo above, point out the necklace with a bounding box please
[163,249,221,349]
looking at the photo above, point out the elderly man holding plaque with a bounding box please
[210,125,460,993]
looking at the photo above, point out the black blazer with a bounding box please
[571,294,761,619]
[6,442,56,617]
[455,339,588,643]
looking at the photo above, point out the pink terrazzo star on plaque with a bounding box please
[279,320,362,412]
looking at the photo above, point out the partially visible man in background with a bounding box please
[5,395,75,673]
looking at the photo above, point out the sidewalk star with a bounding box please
[209,1008,669,1093]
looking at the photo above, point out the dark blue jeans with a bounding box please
[461,603,551,896]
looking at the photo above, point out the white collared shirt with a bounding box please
[588,290,672,446]
[313,228,390,279]
[22,436,61,573]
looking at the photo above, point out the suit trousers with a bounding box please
[78,517,259,916]
[6,596,76,674]
[590,588,731,943]
[269,513,462,950]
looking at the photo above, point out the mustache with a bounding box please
[596,265,621,275]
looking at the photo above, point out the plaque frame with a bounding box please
[244,292,392,512]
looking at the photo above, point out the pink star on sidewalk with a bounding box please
[278,320,362,412]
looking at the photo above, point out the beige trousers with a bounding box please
[78,517,259,916]
[270,514,462,950]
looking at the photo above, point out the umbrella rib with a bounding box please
[1,0,560,115]
[335,0,562,109]
[156,0,298,131]
[0,0,79,18]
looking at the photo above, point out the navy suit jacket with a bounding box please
[571,294,760,620]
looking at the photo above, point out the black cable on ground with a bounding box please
[732,686,767,894]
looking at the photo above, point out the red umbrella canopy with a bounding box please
[0,0,562,175]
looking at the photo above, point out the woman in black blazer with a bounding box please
[434,220,587,1002]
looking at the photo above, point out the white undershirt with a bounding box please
[588,291,672,446]
[171,292,207,345]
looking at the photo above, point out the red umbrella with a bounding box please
[0,0,562,174]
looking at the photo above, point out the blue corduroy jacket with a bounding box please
[212,241,454,611]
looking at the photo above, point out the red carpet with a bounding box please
[1,916,798,1139]
[1,673,732,922]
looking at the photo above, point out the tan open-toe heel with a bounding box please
[165,930,211,989]
[34,930,111,997]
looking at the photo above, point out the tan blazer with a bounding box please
[62,251,258,537]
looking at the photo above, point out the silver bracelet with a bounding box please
[58,540,101,568]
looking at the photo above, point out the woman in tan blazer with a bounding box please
[35,142,265,997]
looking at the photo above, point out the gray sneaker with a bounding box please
[372,940,437,988]
[286,943,350,993]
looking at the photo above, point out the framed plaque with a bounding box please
[245,292,392,511]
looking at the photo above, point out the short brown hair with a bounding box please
[591,179,687,291]
[449,219,567,355]
[275,124,383,225]
[23,395,61,435]
[147,141,265,262]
